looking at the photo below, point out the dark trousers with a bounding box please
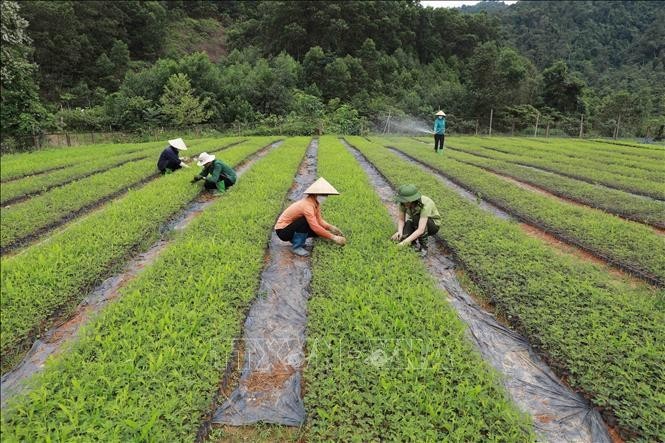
[276,217,317,242]
[434,134,445,151]
[404,217,439,247]
[159,160,181,174]
[204,177,234,190]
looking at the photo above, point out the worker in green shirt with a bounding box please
[391,184,441,256]
[191,152,237,195]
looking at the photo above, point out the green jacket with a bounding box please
[400,196,441,226]
[198,159,236,184]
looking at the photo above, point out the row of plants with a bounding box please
[0,138,244,252]
[454,138,664,184]
[473,137,665,173]
[588,139,665,157]
[440,145,665,228]
[380,138,665,286]
[0,140,164,182]
[1,138,310,442]
[447,141,665,200]
[1,147,161,206]
[418,136,665,163]
[303,136,534,441]
[506,136,665,163]
[540,139,664,172]
[346,137,665,441]
[0,138,274,372]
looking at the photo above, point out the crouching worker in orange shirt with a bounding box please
[274,177,346,257]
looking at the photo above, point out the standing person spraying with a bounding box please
[433,111,446,154]
[390,184,441,257]
[191,152,236,195]
[157,138,190,174]
[274,177,346,257]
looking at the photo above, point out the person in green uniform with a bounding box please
[390,184,441,256]
[191,152,237,195]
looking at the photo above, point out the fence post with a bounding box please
[475,119,479,135]
[488,108,493,136]
[511,121,515,136]
[65,132,71,146]
[579,114,584,138]
[534,112,540,137]
[545,121,550,138]
[615,115,621,139]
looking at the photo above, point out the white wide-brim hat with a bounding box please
[197,152,216,166]
[435,110,446,116]
[169,138,188,151]
[304,177,339,195]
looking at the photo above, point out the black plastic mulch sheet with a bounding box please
[425,246,611,442]
[213,140,318,426]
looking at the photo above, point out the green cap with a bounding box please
[395,184,421,203]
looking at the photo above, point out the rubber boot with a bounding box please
[418,236,429,257]
[291,232,309,257]
[212,180,226,196]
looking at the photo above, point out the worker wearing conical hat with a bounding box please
[433,111,446,154]
[157,138,191,174]
[391,184,440,257]
[191,152,236,195]
[274,177,346,257]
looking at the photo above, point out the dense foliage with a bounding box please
[1,1,663,148]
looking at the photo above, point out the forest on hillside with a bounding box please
[2,0,664,149]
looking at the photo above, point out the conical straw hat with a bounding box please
[435,110,446,116]
[168,138,188,150]
[304,177,339,195]
[197,152,216,166]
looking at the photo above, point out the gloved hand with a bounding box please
[180,162,190,168]
[332,235,347,246]
[391,231,402,241]
[191,175,202,183]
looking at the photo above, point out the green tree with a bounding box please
[302,46,328,92]
[104,92,153,130]
[464,42,536,114]
[541,61,587,114]
[328,103,362,134]
[323,58,351,100]
[159,73,212,127]
[1,1,50,145]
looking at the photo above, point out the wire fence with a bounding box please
[377,109,664,143]
[3,110,663,153]
[1,125,234,153]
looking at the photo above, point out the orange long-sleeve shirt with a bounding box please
[274,196,334,239]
